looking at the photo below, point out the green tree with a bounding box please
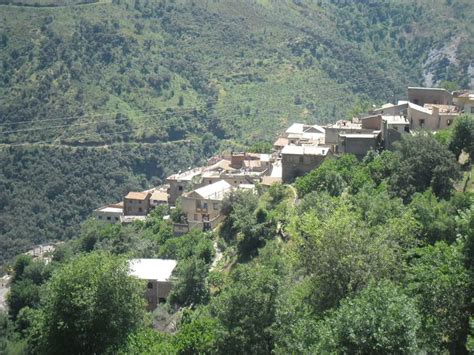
[158,230,214,263]
[11,255,33,283]
[208,263,281,354]
[440,80,459,92]
[294,204,403,312]
[249,141,273,153]
[7,260,52,320]
[349,97,372,117]
[0,311,13,353]
[294,154,369,197]
[363,150,398,185]
[449,114,474,161]
[7,280,41,321]
[168,257,210,307]
[390,134,461,201]
[273,278,319,353]
[467,317,474,353]
[405,242,470,352]
[119,328,175,354]
[313,281,421,354]
[220,189,259,244]
[409,190,465,244]
[174,309,222,354]
[29,252,146,354]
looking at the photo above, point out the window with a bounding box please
[138,200,142,204]
[209,180,212,184]
[138,207,142,212]
[203,202,208,210]
[419,119,424,128]
[107,216,111,221]
[98,216,102,220]
[178,185,183,191]
[196,200,201,210]
[414,99,419,105]
[447,119,452,126]
[159,298,166,304]
[147,282,153,289]
[471,107,474,114]
[213,203,219,210]
[299,156,304,163]
[115,217,119,221]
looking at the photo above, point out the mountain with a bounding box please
[0,0,473,261]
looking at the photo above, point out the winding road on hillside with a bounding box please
[0,139,192,149]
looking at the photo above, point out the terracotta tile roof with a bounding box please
[125,191,150,200]
[150,190,168,202]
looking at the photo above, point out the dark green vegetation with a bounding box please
[0,0,473,260]
[0,142,206,263]
[1,126,474,353]
[1,0,473,143]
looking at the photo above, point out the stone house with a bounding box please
[454,91,474,114]
[325,120,382,157]
[166,168,203,206]
[282,123,325,146]
[180,180,233,231]
[281,145,331,183]
[337,132,382,158]
[371,101,459,131]
[150,189,168,207]
[124,191,151,216]
[128,259,177,310]
[408,87,453,106]
[360,114,409,150]
[93,203,123,223]
[407,103,458,130]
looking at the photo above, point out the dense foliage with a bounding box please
[0,142,205,262]
[1,132,471,353]
[1,0,474,352]
[0,0,473,260]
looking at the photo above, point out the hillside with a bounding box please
[1,0,473,144]
[1,130,473,353]
[0,0,473,261]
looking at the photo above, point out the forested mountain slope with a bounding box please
[1,0,473,143]
[0,0,473,261]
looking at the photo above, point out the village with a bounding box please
[87,86,474,309]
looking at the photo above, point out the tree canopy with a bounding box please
[28,252,146,354]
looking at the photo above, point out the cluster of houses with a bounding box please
[94,85,474,236]
[91,86,473,309]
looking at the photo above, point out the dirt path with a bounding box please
[0,276,11,312]
[210,240,223,271]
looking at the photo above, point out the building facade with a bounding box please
[180,180,233,231]
[281,145,330,183]
[124,191,151,216]
[128,259,177,310]
[408,87,453,106]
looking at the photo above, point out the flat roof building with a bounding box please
[129,259,177,310]
[281,145,331,183]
